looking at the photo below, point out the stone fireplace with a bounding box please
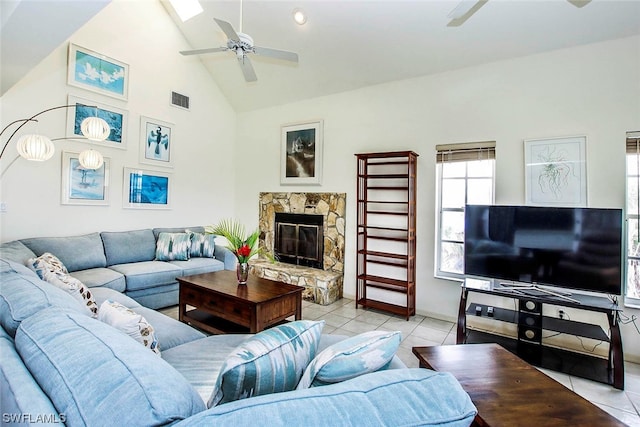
[252,192,346,305]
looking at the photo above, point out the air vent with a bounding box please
[171,91,190,110]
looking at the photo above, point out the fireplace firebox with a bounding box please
[274,213,323,269]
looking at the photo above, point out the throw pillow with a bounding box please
[155,232,191,261]
[296,330,402,389]
[98,300,160,355]
[28,252,68,278]
[40,269,99,318]
[189,232,216,258]
[208,320,324,407]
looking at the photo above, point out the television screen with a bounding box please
[464,205,623,295]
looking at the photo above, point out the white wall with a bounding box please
[0,0,237,242]
[236,35,640,361]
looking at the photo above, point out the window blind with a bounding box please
[435,141,496,163]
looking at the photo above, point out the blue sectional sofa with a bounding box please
[0,226,236,309]
[0,257,478,426]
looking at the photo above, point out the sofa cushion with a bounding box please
[175,369,477,427]
[156,232,192,261]
[169,257,225,276]
[0,327,61,423]
[0,256,38,278]
[162,334,254,403]
[21,233,106,272]
[0,240,37,265]
[0,261,85,337]
[70,267,126,292]
[98,300,160,354]
[208,320,324,407]
[297,330,401,389]
[125,284,179,310]
[189,232,216,258]
[15,308,205,426]
[109,261,182,291]
[101,229,156,266]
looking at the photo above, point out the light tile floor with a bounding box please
[163,298,640,425]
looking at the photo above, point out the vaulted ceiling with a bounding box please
[3,0,639,112]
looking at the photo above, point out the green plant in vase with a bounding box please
[206,219,265,284]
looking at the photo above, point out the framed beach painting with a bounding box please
[66,95,128,149]
[139,116,174,168]
[281,120,323,185]
[123,167,171,209]
[67,43,129,101]
[524,135,587,207]
[61,151,110,206]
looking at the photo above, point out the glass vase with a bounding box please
[236,262,249,285]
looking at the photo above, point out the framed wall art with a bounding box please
[281,120,323,185]
[67,43,129,101]
[123,167,171,209]
[139,116,174,168]
[66,95,128,149]
[61,151,110,206]
[524,135,587,207]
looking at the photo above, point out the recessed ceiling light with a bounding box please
[168,0,203,22]
[292,8,307,25]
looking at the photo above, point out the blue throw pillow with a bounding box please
[297,330,401,389]
[208,320,324,407]
[156,232,191,261]
[189,232,216,258]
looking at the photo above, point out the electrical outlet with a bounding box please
[0,202,6,213]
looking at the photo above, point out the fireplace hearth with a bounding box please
[274,213,323,269]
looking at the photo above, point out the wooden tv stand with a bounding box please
[457,277,624,389]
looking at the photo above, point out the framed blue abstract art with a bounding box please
[123,167,171,209]
[66,95,128,149]
[67,43,129,101]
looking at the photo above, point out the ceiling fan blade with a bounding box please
[180,47,228,56]
[214,18,240,41]
[567,0,591,8]
[254,46,299,63]
[447,0,488,27]
[238,55,257,82]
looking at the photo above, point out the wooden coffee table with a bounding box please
[177,270,304,334]
[412,343,625,427]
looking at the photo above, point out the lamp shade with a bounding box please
[16,134,55,162]
[80,117,110,141]
[78,149,104,170]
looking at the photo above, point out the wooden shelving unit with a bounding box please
[355,151,418,320]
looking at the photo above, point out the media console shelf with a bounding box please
[457,277,624,389]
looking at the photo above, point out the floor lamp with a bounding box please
[0,104,110,177]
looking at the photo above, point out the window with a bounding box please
[625,131,640,305]
[435,142,495,279]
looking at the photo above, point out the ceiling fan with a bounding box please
[179,1,298,82]
[447,0,592,27]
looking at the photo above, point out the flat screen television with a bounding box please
[464,204,623,296]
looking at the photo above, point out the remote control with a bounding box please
[487,306,494,317]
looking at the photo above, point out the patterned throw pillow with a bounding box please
[29,252,68,278]
[208,320,325,407]
[296,330,402,389]
[98,300,160,355]
[189,232,216,258]
[29,253,98,318]
[155,232,191,261]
